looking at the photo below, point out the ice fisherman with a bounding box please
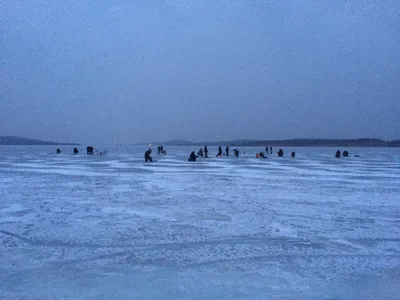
[157,145,166,155]
[86,146,94,155]
[188,151,198,162]
[145,148,153,162]
[216,146,222,157]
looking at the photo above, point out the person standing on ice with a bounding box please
[225,145,229,156]
[204,145,208,158]
[144,148,153,162]
[86,146,94,155]
[216,146,222,157]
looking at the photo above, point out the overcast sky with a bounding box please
[1,1,399,144]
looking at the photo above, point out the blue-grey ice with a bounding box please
[0,146,399,299]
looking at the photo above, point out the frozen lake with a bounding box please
[1,145,399,299]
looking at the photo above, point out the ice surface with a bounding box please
[0,145,399,299]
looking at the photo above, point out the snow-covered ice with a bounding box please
[0,145,399,299]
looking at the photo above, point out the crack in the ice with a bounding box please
[2,229,400,255]
[0,229,315,249]
[184,254,400,269]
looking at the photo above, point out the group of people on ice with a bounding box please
[53,146,107,156]
[53,144,356,162]
[145,145,294,163]
[53,144,356,161]
[189,145,240,161]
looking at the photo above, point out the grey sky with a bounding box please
[1,1,399,144]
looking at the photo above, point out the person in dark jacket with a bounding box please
[225,145,229,156]
[73,147,79,154]
[86,146,94,155]
[145,148,153,162]
[216,146,222,157]
[335,150,341,158]
[56,148,61,154]
[291,151,295,158]
[277,149,284,157]
[197,148,204,157]
[233,149,239,157]
[188,151,198,162]
[157,145,166,155]
[204,146,208,158]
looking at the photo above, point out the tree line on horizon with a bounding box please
[1,136,399,147]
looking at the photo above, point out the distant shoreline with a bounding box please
[142,138,400,148]
[2,136,398,147]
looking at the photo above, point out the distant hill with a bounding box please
[0,136,80,145]
[161,139,196,146]
[159,138,399,147]
[388,140,400,147]
[135,139,196,146]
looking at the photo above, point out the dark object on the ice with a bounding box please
[86,146,94,155]
[270,146,272,154]
[73,147,79,154]
[343,150,349,157]
[259,152,266,158]
[144,148,153,162]
[216,146,222,157]
[225,145,229,156]
[277,149,284,157]
[354,154,360,158]
[233,149,239,157]
[204,145,208,158]
[56,148,61,154]
[197,148,204,157]
[188,151,198,162]
[157,145,166,155]
[335,150,341,158]
[291,151,295,158]
[96,150,107,156]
